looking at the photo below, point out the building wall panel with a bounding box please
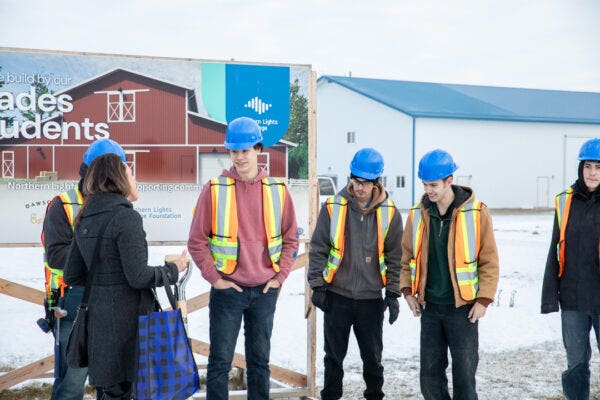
[133,146,197,183]
[54,146,87,180]
[317,82,413,207]
[318,80,600,208]
[188,116,227,145]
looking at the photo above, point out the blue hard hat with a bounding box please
[350,148,384,180]
[578,138,600,161]
[83,138,126,166]
[418,149,458,181]
[224,117,263,150]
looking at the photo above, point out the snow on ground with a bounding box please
[2,210,600,398]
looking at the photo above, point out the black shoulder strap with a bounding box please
[160,268,177,310]
[79,207,121,307]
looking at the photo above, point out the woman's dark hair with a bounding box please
[83,153,130,198]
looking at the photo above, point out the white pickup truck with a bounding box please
[318,176,338,206]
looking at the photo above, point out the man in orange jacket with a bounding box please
[400,149,499,400]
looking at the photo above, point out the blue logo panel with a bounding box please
[225,64,290,148]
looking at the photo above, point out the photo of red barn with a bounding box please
[0,68,295,183]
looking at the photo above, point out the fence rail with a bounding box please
[0,252,316,399]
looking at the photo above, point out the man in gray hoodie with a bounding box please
[308,147,403,400]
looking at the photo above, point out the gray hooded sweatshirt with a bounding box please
[308,182,403,299]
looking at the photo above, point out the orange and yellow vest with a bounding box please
[322,195,396,285]
[41,188,84,299]
[208,176,286,275]
[555,187,574,278]
[409,199,482,301]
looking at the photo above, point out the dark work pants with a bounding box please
[420,303,479,400]
[50,286,89,400]
[206,284,278,400]
[97,381,132,400]
[321,292,384,400]
[561,310,600,400]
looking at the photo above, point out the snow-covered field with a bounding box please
[2,210,600,399]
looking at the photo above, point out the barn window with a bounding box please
[347,131,355,143]
[107,90,136,122]
[258,152,269,173]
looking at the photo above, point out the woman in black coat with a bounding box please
[64,153,188,400]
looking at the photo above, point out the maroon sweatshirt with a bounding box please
[188,167,298,286]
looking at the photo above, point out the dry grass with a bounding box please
[337,341,600,399]
[0,383,96,400]
[4,345,600,399]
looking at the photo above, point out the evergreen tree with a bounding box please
[20,75,54,121]
[0,67,14,128]
[283,79,308,179]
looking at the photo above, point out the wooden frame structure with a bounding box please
[0,70,320,399]
[0,254,312,397]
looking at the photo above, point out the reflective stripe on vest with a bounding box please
[42,188,83,297]
[555,188,574,278]
[408,203,425,294]
[322,196,348,283]
[322,195,395,285]
[454,199,482,301]
[262,178,286,270]
[208,176,286,275]
[376,199,395,286]
[409,199,482,301]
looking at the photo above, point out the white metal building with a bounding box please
[317,76,600,209]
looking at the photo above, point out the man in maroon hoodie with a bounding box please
[188,117,298,400]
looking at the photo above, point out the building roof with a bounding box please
[318,75,600,124]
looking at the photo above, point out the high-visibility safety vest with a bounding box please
[409,199,483,301]
[41,188,84,298]
[555,188,574,278]
[208,176,286,275]
[322,195,396,285]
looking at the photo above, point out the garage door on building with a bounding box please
[199,153,231,185]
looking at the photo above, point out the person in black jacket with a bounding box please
[308,148,403,400]
[64,153,189,400]
[542,138,600,400]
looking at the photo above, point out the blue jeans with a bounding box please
[321,292,384,400]
[50,286,89,400]
[420,303,479,400]
[561,310,600,400]
[206,284,278,400]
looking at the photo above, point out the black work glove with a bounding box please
[384,292,400,324]
[311,286,328,312]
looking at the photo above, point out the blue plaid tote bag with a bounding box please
[136,270,200,400]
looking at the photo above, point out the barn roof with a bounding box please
[57,68,198,112]
[318,75,600,124]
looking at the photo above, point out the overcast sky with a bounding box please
[2,0,600,92]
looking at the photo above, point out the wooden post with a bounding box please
[305,69,319,398]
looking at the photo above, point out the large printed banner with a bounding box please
[0,49,310,243]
